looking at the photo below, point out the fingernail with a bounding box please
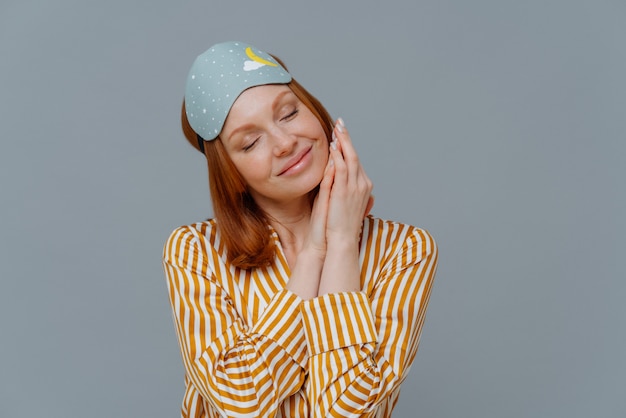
[338,117,345,129]
[330,141,337,150]
[332,131,337,142]
[329,158,334,167]
[336,122,344,133]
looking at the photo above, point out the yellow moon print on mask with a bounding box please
[245,47,278,69]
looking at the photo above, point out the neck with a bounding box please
[258,196,312,254]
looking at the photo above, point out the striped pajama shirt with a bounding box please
[163,215,438,417]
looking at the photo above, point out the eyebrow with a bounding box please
[226,90,295,142]
[271,90,293,112]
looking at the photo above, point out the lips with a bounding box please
[277,147,312,176]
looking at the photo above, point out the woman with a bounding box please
[163,41,438,417]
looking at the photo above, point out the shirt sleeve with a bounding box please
[163,225,308,417]
[300,226,438,417]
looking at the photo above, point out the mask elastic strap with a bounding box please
[197,134,205,154]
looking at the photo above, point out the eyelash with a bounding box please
[242,108,299,151]
[282,108,298,121]
[243,139,258,152]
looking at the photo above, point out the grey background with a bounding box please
[1,0,624,417]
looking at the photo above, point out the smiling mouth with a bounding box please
[278,147,312,176]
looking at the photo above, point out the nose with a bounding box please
[271,127,296,156]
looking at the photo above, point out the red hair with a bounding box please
[181,57,334,268]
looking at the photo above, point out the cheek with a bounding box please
[234,152,273,182]
[298,108,326,137]
[313,144,330,178]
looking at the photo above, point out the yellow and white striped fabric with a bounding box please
[163,216,438,417]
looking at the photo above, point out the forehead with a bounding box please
[222,84,295,133]
[231,84,294,113]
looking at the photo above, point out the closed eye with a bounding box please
[243,138,259,151]
[281,108,299,121]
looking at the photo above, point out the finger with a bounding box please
[329,138,348,185]
[333,118,357,160]
[316,157,335,208]
[363,194,375,218]
[310,159,335,242]
[357,164,374,194]
[331,129,343,154]
[333,118,362,183]
[321,156,335,190]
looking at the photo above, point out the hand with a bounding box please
[285,154,335,300]
[303,155,335,260]
[325,118,373,245]
[316,118,372,295]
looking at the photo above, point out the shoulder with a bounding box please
[363,216,436,248]
[362,216,437,268]
[162,219,221,262]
